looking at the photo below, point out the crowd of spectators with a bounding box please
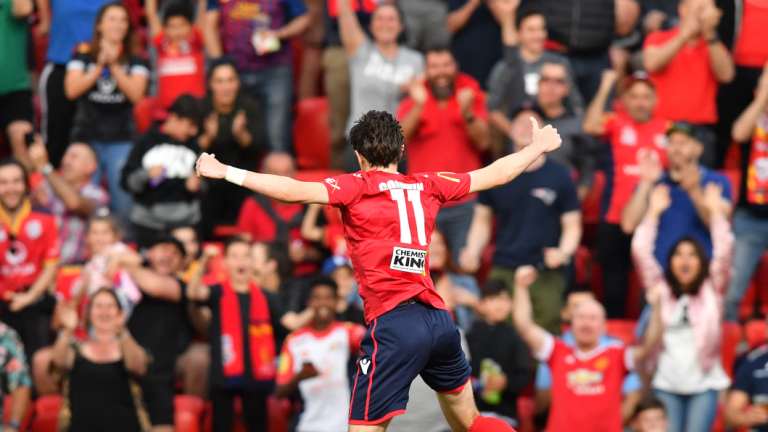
[2,0,768,431]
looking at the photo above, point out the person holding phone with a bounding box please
[460,106,582,334]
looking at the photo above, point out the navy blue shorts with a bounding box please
[348,301,472,426]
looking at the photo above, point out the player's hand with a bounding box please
[543,248,568,269]
[457,88,475,115]
[9,291,38,313]
[297,362,319,381]
[637,148,663,184]
[458,248,481,274]
[742,406,768,426]
[648,184,671,217]
[530,116,562,153]
[196,153,227,180]
[514,265,538,289]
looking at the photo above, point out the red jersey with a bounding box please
[602,112,669,224]
[323,170,471,323]
[645,29,718,124]
[154,29,206,109]
[539,335,632,432]
[236,195,304,243]
[0,201,60,296]
[733,0,768,67]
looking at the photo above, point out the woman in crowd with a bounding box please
[337,0,424,169]
[199,59,267,238]
[51,288,150,432]
[64,2,149,229]
[632,183,734,432]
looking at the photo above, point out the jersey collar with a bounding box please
[0,199,31,235]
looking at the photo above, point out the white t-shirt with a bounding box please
[277,322,365,432]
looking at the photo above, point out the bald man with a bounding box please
[513,266,663,432]
[29,139,108,263]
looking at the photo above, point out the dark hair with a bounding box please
[632,396,667,420]
[264,242,292,281]
[349,111,404,167]
[481,279,510,299]
[0,158,30,195]
[224,236,251,254]
[85,288,124,330]
[664,236,709,298]
[206,56,239,83]
[372,2,408,44]
[170,225,200,258]
[310,276,339,297]
[162,0,194,25]
[168,94,203,125]
[91,2,133,64]
[515,6,545,30]
[424,42,453,57]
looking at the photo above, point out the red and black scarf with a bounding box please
[220,280,276,381]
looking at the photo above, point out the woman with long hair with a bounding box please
[65,2,149,228]
[51,288,151,432]
[632,183,734,432]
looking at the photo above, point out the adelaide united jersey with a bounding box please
[322,170,471,323]
[537,334,634,432]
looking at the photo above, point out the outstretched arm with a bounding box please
[468,117,561,193]
[512,266,550,355]
[196,153,329,204]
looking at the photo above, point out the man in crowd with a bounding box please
[0,159,59,362]
[621,122,732,266]
[29,139,108,265]
[460,108,581,333]
[643,0,735,167]
[487,5,581,136]
[723,64,768,321]
[0,0,34,169]
[725,314,768,430]
[112,237,194,432]
[398,46,489,261]
[583,70,669,317]
[204,0,310,151]
[276,277,365,432]
[631,397,669,432]
[513,265,662,432]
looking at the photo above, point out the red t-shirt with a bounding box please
[602,112,670,224]
[539,335,632,432]
[236,196,304,243]
[645,28,718,124]
[154,29,206,109]
[733,0,768,67]
[0,201,60,296]
[323,170,471,323]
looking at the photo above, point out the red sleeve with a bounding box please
[643,30,670,48]
[323,173,363,208]
[473,91,488,120]
[346,323,366,353]
[44,216,60,263]
[275,339,295,385]
[191,28,203,49]
[602,113,618,139]
[546,338,569,368]
[423,172,471,204]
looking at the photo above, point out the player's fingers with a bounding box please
[529,116,540,132]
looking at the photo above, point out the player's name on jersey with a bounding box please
[390,247,427,274]
[378,180,424,192]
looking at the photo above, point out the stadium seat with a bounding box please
[721,321,743,378]
[267,396,290,432]
[516,396,535,432]
[133,97,158,134]
[31,394,62,432]
[293,98,331,170]
[3,394,32,431]
[175,395,205,432]
[605,320,637,345]
[745,319,767,350]
[581,171,605,226]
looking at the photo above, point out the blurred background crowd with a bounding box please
[1,0,768,431]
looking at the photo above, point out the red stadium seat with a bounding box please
[745,319,767,350]
[516,396,535,432]
[134,97,159,134]
[721,321,743,378]
[293,98,331,170]
[31,394,62,432]
[605,320,637,345]
[175,395,205,432]
[268,396,290,432]
[3,395,32,431]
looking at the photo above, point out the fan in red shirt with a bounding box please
[0,159,60,360]
[642,0,734,167]
[512,266,662,432]
[583,70,669,318]
[154,2,206,110]
[196,110,563,431]
[397,46,488,260]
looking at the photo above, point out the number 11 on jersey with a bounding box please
[389,189,427,246]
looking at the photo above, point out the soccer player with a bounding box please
[195,110,562,432]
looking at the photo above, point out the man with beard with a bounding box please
[275,277,365,432]
[398,46,489,261]
[0,159,59,362]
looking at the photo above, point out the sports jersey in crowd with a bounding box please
[237,195,304,244]
[0,200,59,296]
[322,170,471,322]
[536,333,634,432]
[732,0,768,68]
[731,344,768,432]
[277,321,365,432]
[602,111,669,224]
[154,28,206,109]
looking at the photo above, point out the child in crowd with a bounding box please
[631,397,669,432]
[153,1,206,110]
[467,279,534,427]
